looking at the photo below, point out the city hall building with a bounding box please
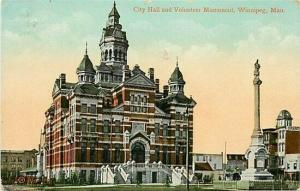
[38,3,196,184]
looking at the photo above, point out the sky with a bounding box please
[1,0,300,154]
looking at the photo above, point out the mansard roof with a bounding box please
[96,63,123,75]
[103,28,126,39]
[156,93,196,110]
[52,79,75,97]
[73,83,101,96]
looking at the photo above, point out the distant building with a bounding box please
[1,149,38,180]
[225,154,247,180]
[262,128,278,174]
[192,153,223,181]
[263,110,300,180]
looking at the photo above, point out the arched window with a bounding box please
[109,49,112,60]
[114,49,117,60]
[105,50,108,61]
[103,144,110,163]
[119,50,122,61]
[115,144,123,163]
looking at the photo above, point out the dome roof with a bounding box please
[277,110,293,120]
[77,54,95,74]
[169,66,185,83]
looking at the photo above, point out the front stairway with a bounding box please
[99,161,192,185]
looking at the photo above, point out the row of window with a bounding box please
[175,112,187,121]
[81,104,97,114]
[102,49,126,62]
[78,75,94,83]
[195,155,213,162]
[287,163,298,170]
[99,73,122,83]
[130,106,148,113]
[79,121,188,136]
[2,157,23,163]
[81,119,96,132]
[81,144,123,163]
[155,123,169,137]
[130,94,148,104]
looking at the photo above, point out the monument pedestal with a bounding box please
[241,168,273,180]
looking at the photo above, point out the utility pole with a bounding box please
[185,105,189,191]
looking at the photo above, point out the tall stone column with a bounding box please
[241,59,273,180]
[252,59,262,138]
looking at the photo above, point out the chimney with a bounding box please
[163,85,169,97]
[148,68,154,82]
[122,65,130,82]
[155,79,160,93]
[59,73,66,88]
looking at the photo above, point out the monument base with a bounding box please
[241,168,273,181]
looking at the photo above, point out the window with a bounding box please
[155,123,160,136]
[90,119,96,132]
[294,163,297,170]
[90,143,95,162]
[155,146,160,162]
[80,170,86,182]
[115,144,122,163]
[175,112,180,120]
[81,118,87,132]
[81,143,87,162]
[163,124,168,137]
[143,107,147,113]
[182,129,187,138]
[90,104,96,114]
[89,170,95,184]
[163,146,168,164]
[115,120,121,133]
[182,147,186,164]
[130,95,134,103]
[175,146,180,164]
[175,126,180,138]
[287,163,290,169]
[103,144,110,163]
[103,120,109,133]
[81,104,87,113]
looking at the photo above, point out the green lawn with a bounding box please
[4,184,223,191]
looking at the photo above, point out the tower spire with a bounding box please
[85,42,88,55]
[176,56,179,67]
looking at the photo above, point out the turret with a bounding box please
[276,110,293,128]
[77,43,95,84]
[168,58,185,94]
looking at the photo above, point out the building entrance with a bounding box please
[131,142,145,163]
